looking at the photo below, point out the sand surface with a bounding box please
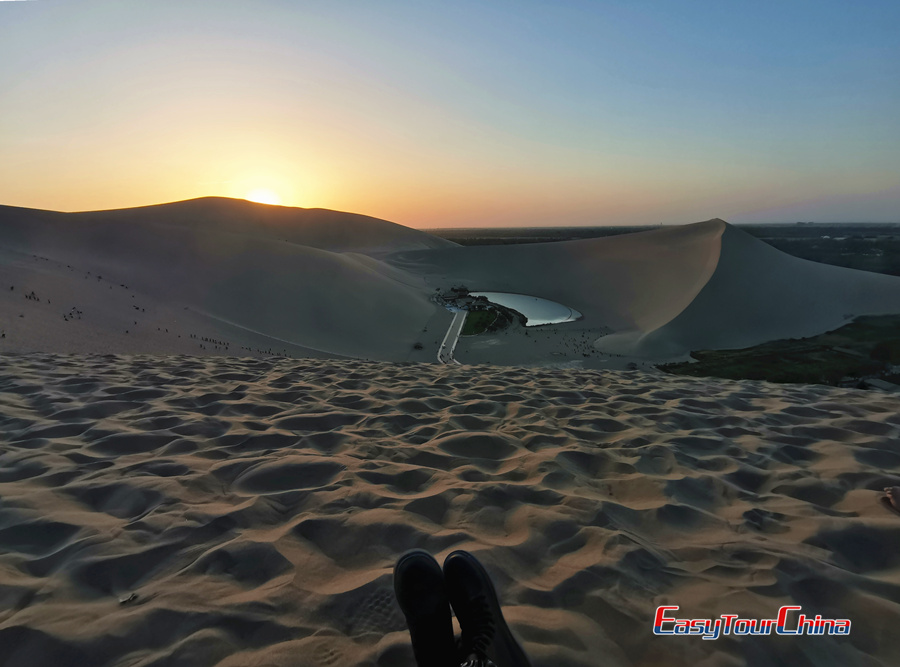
[0,199,448,361]
[3,199,900,665]
[2,355,900,666]
[3,200,899,367]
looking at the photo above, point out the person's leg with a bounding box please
[394,549,459,667]
[443,551,532,667]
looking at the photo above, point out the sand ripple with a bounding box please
[2,354,900,666]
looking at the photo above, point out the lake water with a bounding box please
[470,292,581,326]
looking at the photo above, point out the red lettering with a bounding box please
[777,606,802,635]
[720,614,738,633]
[654,606,679,628]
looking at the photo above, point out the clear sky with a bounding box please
[1,0,898,227]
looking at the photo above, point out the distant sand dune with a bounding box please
[0,199,448,359]
[2,355,900,666]
[2,200,899,364]
[629,223,900,357]
[386,219,724,336]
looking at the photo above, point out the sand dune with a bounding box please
[0,199,452,360]
[0,198,454,254]
[387,220,724,337]
[2,201,899,366]
[623,223,900,358]
[2,355,900,666]
[386,219,900,363]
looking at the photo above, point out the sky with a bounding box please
[1,0,898,227]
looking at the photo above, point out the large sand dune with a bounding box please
[623,223,900,358]
[0,199,454,360]
[386,219,900,363]
[2,355,900,666]
[2,200,899,365]
[386,220,724,338]
[0,198,454,254]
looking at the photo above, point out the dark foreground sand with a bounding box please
[2,355,900,667]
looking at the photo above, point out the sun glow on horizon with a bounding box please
[245,188,282,206]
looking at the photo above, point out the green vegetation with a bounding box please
[760,235,900,278]
[461,310,498,336]
[659,314,900,386]
[460,304,523,336]
[871,339,900,364]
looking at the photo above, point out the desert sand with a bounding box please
[3,199,900,366]
[2,355,900,666]
[2,199,900,666]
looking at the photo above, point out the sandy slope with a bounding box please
[622,223,900,358]
[6,197,456,254]
[386,220,900,363]
[2,355,900,667]
[386,220,724,337]
[2,201,900,366]
[0,199,451,360]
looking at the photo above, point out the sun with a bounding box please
[245,188,282,206]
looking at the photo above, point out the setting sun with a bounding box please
[246,189,282,206]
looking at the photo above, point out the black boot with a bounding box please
[443,551,532,667]
[393,549,458,667]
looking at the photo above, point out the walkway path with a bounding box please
[437,310,466,365]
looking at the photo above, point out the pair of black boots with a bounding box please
[393,549,532,667]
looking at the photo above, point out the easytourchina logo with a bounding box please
[654,606,851,640]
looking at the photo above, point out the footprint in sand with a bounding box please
[312,642,343,666]
[883,487,900,516]
[347,588,405,636]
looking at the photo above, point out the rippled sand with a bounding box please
[2,355,900,666]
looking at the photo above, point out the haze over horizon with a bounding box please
[2,0,898,228]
